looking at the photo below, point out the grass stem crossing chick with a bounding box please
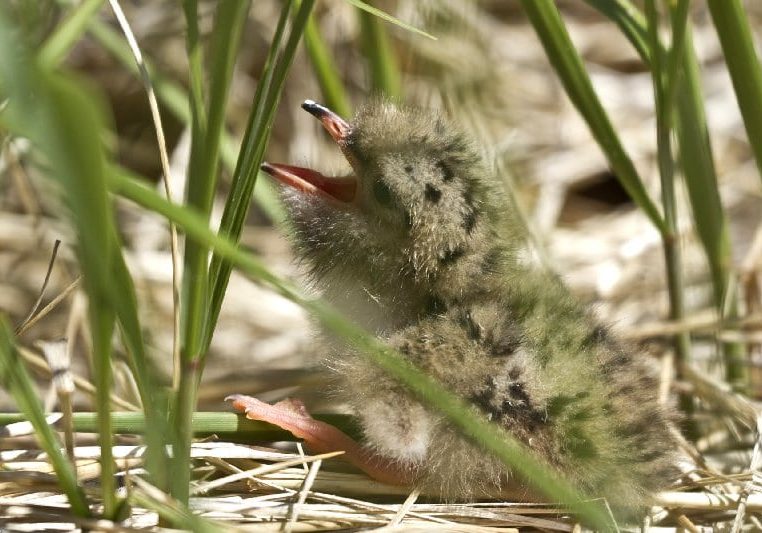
[228,99,677,514]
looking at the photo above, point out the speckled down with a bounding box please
[283,100,678,516]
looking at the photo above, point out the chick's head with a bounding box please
[263,100,502,292]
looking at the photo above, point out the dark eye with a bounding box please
[373,180,395,207]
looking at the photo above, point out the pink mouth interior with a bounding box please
[262,162,357,203]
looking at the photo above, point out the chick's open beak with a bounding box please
[261,100,357,203]
[261,162,357,203]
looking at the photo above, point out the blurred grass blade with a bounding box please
[82,16,285,223]
[111,172,612,530]
[0,319,90,517]
[204,0,315,350]
[520,0,665,234]
[586,0,734,294]
[358,6,402,99]
[583,0,649,63]
[110,257,169,487]
[344,0,435,40]
[706,0,762,185]
[303,10,352,117]
[38,0,104,67]
[0,20,120,514]
[0,7,166,511]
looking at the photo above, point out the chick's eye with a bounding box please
[373,180,395,208]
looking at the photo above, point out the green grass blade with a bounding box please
[204,0,251,213]
[175,0,215,389]
[520,0,666,234]
[109,255,170,487]
[88,306,118,516]
[0,320,90,517]
[181,0,206,133]
[60,7,172,487]
[663,0,689,112]
[358,6,402,99]
[343,0,436,40]
[0,411,363,442]
[644,5,675,269]
[179,0,252,329]
[179,0,208,330]
[220,153,286,224]
[83,16,285,224]
[203,0,296,350]
[111,172,612,530]
[220,0,293,191]
[0,8,176,513]
[583,0,649,63]
[674,46,728,282]
[204,0,315,351]
[39,5,171,489]
[644,0,695,429]
[38,0,104,67]
[674,26,746,387]
[170,1,252,505]
[585,0,748,391]
[0,15,121,516]
[179,0,211,373]
[303,10,353,117]
[706,0,762,185]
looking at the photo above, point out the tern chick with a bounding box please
[229,99,677,515]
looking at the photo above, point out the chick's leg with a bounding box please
[226,394,414,485]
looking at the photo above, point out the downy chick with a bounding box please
[229,99,677,514]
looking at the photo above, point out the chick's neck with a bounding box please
[316,214,512,333]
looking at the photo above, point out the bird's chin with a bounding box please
[279,187,353,249]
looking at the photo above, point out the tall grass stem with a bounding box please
[520,0,666,234]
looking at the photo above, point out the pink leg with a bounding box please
[226,394,415,486]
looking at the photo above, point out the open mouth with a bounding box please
[261,100,357,204]
[260,162,357,203]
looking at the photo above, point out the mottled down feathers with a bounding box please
[283,100,678,514]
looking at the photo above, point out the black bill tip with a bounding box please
[301,99,330,119]
[301,99,352,142]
